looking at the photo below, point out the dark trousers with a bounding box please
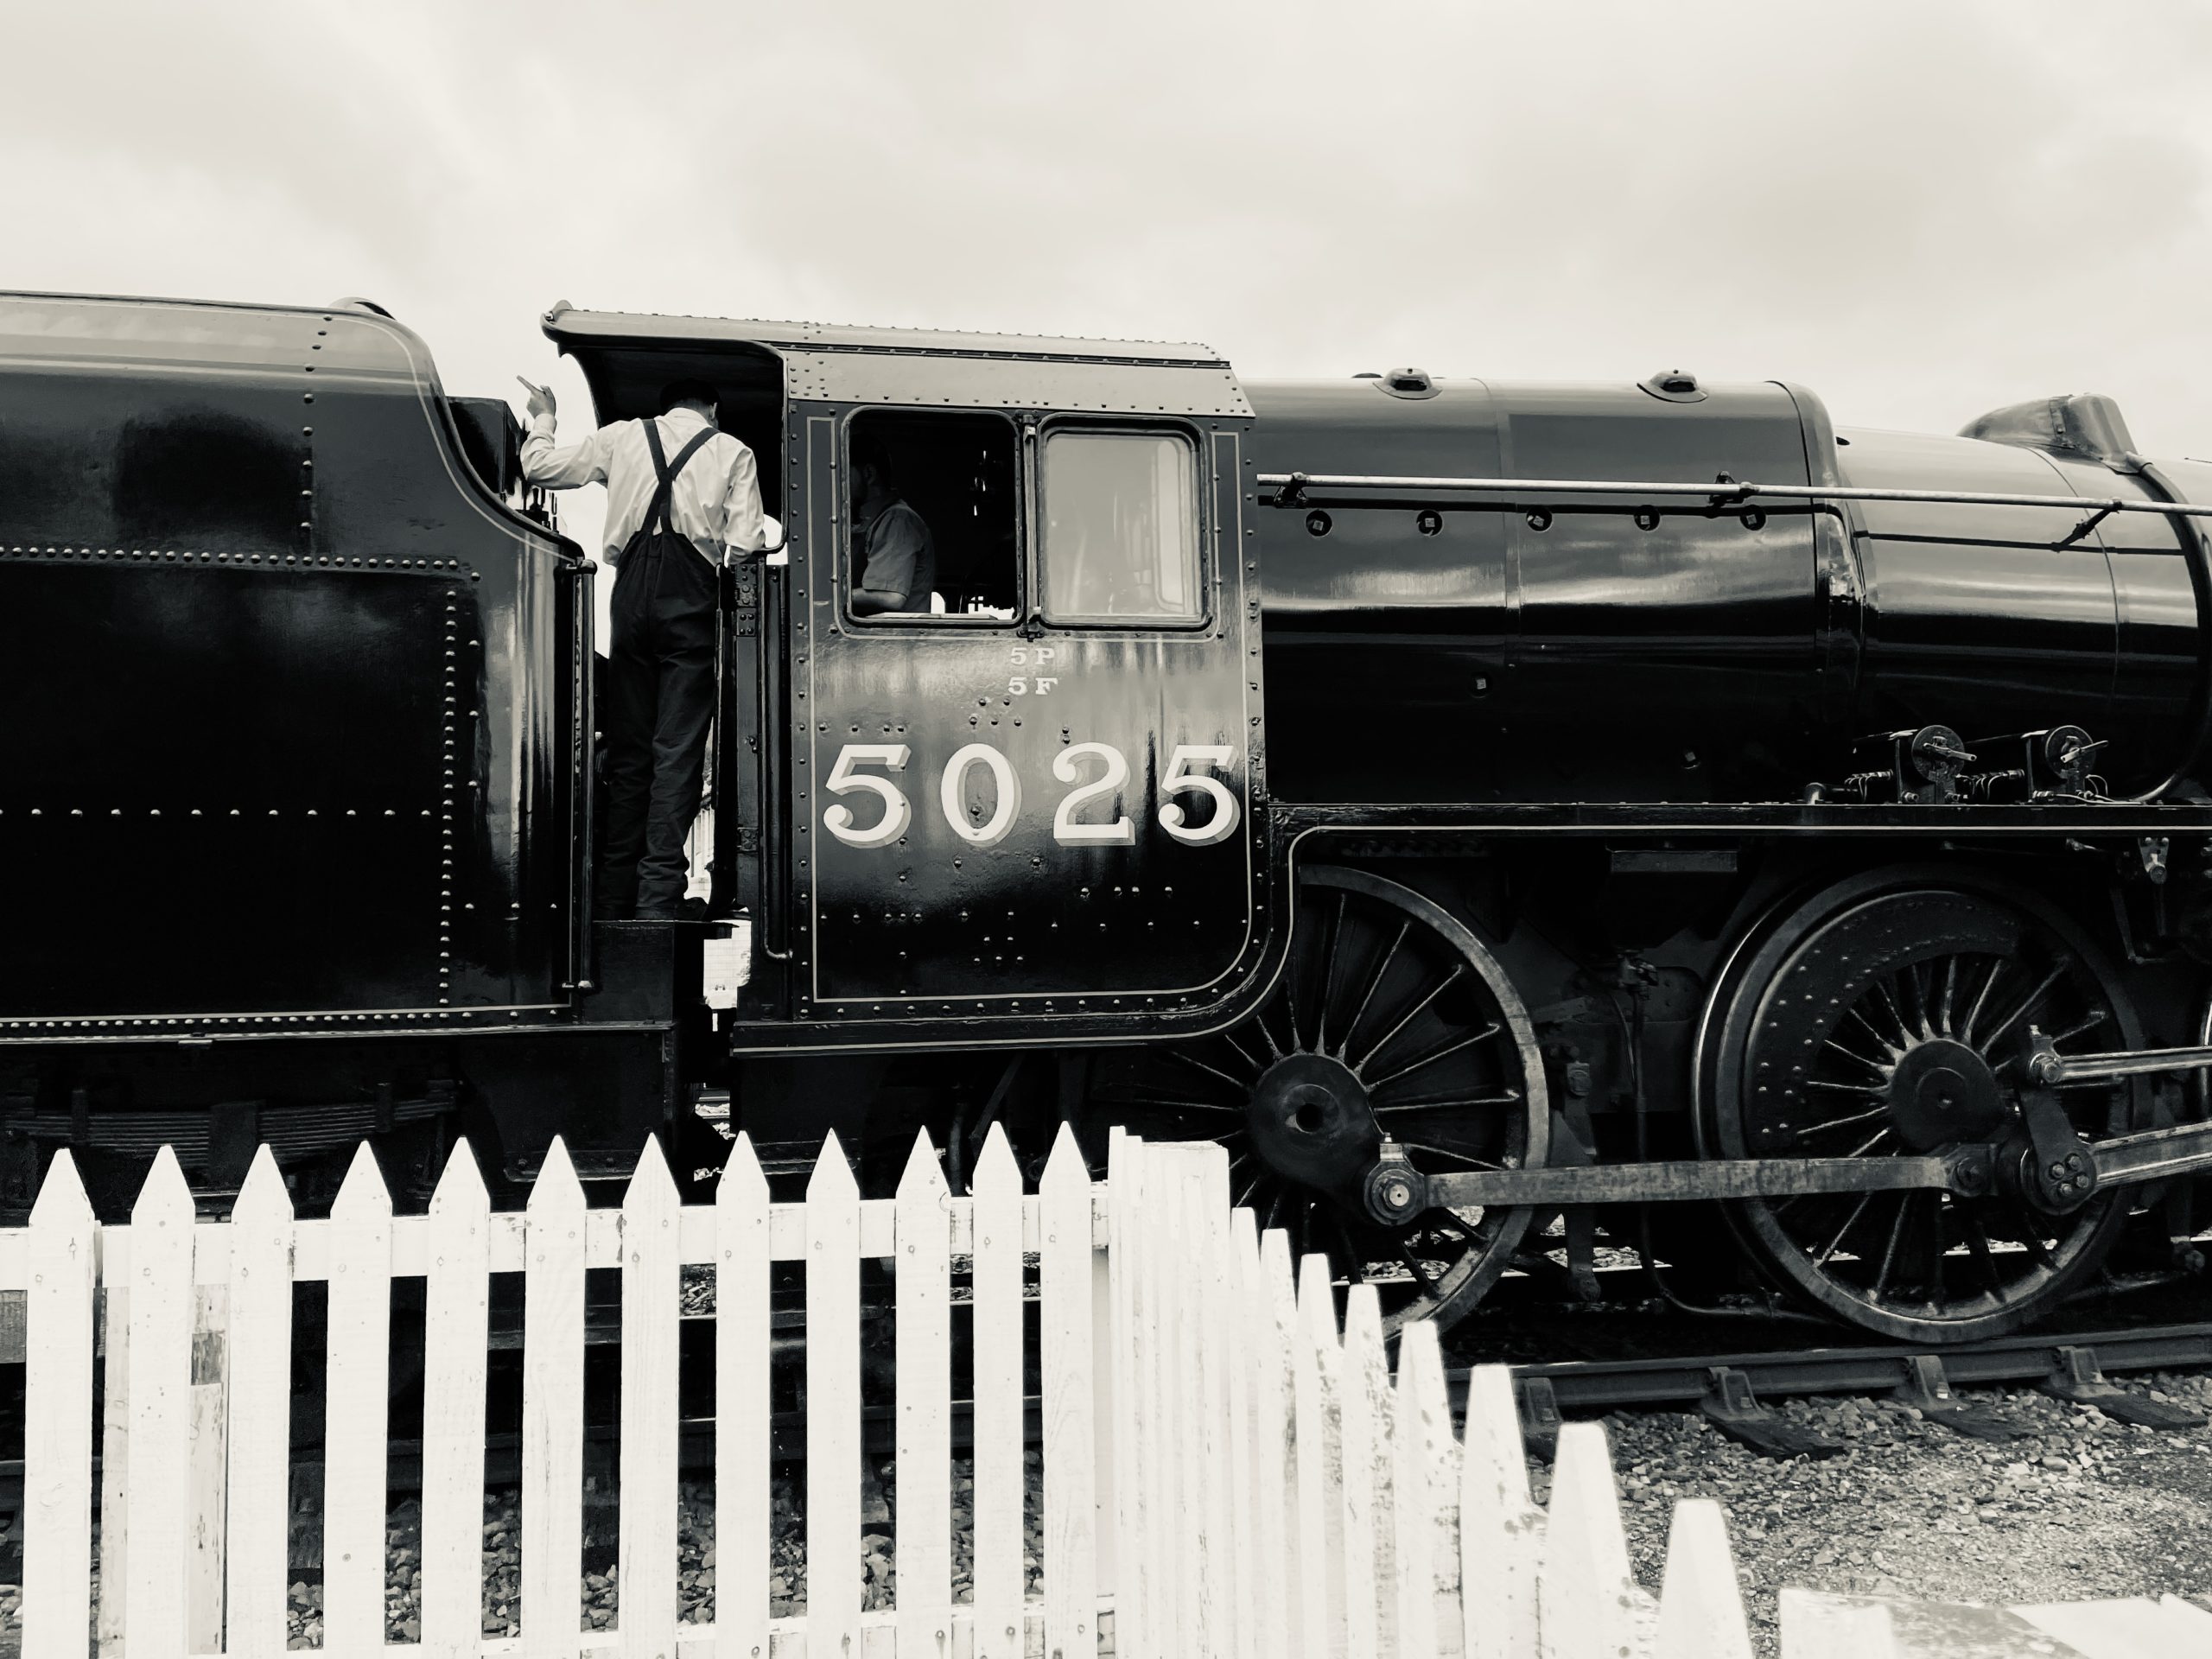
[601,541,718,916]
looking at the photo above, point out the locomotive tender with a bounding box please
[12,289,2212,1344]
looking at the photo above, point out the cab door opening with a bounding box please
[531,335,791,939]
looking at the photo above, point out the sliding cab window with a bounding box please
[846,409,1020,623]
[1040,428,1205,626]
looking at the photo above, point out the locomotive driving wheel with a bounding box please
[1701,870,2147,1343]
[1086,866,1548,1335]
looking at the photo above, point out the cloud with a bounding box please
[7,0,2212,461]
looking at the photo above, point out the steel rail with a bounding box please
[53,1312,2206,1499]
[1490,1319,2212,1415]
[1255,470,2212,520]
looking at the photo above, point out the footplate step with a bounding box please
[1699,1366,1846,1459]
[2039,1345,2208,1429]
[1891,1354,2027,1441]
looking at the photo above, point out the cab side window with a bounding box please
[1040,429,1202,625]
[846,410,1020,622]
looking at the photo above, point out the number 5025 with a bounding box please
[820,741,1241,851]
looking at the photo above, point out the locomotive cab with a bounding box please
[540,308,1276,1065]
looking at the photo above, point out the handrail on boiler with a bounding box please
[1255,469,2212,527]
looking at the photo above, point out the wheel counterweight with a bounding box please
[1701,870,2147,1342]
[1086,866,1548,1334]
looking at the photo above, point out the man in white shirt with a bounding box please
[518,376,765,920]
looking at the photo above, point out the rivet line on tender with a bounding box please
[441,585,458,1005]
[0,545,473,571]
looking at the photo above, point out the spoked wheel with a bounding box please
[1701,870,2147,1342]
[1086,866,1548,1335]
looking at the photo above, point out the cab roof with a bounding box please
[541,304,1252,422]
[541,304,1229,368]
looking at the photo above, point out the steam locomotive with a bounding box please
[10,288,2212,1344]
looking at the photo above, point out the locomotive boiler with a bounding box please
[10,289,2212,1348]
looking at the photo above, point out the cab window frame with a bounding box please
[840,405,1026,630]
[1035,418,1211,632]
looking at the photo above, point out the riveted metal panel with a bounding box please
[0,554,448,1017]
[0,292,587,1034]
[789,413,1264,1025]
[783,352,1251,419]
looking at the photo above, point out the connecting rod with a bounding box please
[1361,1027,2212,1230]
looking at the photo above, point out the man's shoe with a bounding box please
[633,905,681,922]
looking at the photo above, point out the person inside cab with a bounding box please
[516,375,765,920]
[849,434,937,615]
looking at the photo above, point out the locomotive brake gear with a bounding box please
[2139,836,2171,884]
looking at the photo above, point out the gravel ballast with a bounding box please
[5,1373,2209,1653]
[1566,1370,2212,1654]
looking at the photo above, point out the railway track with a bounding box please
[336,1315,2210,1497]
[0,1275,2204,1599]
[152,1274,2212,1484]
[1,1269,2201,1514]
[690,1311,2212,1471]
[1499,1319,2212,1456]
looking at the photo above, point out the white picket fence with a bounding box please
[7,1126,2207,1656]
[25,1124,1108,1657]
[1106,1133,2212,1659]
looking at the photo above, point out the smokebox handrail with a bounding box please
[1255,470,2212,521]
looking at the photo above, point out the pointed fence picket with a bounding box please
[804,1131,863,1659]
[1236,1218,1292,1659]
[1343,1282,1395,1659]
[222,1151,292,1659]
[1389,1323,1450,1659]
[712,1134,771,1659]
[124,1147,195,1657]
[423,1141,493,1655]
[323,1142,394,1645]
[1040,1123,1100,1659]
[970,1126,1027,1659]
[1653,1500,1754,1659]
[1461,1363,1543,1659]
[8,1123,2188,1658]
[620,1137,683,1657]
[522,1138,587,1657]
[893,1133,952,1659]
[23,1149,97,1658]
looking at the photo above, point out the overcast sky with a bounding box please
[12,0,2212,498]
